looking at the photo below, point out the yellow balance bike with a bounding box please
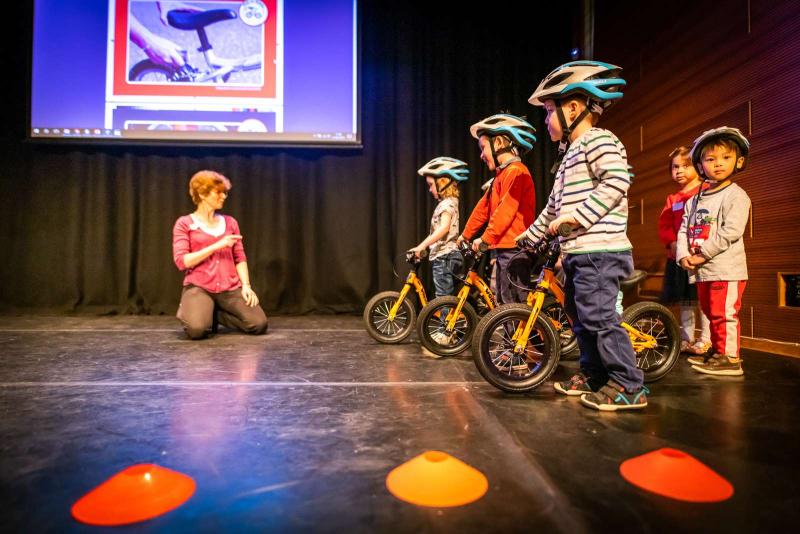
[416,241,496,356]
[363,249,428,343]
[472,225,680,393]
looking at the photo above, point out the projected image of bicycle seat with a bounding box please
[110,0,280,101]
[128,1,264,86]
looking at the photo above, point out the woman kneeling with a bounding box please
[172,170,268,339]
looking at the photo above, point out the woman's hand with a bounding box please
[214,234,242,250]
[241,285,259,307]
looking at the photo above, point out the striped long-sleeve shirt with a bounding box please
[524,127,633,254]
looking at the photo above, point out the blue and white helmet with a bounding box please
[690,126,750,175]
[417,157,470,182]
[529,60,626,114]
[469,113,537,153]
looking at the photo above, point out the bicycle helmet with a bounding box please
[529,61,626,170]
[529,60,626,109]
[417,157,469,196]
[689,126,750,177]
[469,113,536,169]
[469,114,537,152]
[417,157,470,182]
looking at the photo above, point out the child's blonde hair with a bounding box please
[437,178,460,199]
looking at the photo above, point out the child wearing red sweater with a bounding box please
[658,146,710,355]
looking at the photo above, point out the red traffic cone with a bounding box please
[71,464,195,526]
[620,448,733,502]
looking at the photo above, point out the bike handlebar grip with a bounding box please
[557,223,573,237]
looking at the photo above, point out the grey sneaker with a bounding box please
[687,346,715,366]
[691,355,744,376]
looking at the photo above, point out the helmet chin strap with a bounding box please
[490,136,516,170]
[550,100,596,174]
[435,178,455,195]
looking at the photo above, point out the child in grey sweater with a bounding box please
[677,127,751,376]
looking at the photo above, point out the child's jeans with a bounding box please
[562,251,644,392]
[431,250,463,298]
[493,248,532,305]
[696,280,746,358]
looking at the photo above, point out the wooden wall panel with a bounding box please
[594,0,800,345]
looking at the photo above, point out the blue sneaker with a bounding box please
[580,380,648,411]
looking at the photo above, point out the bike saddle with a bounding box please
[167,9,237,31]
[620,269,648,292]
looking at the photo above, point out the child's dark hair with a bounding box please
[700,138,742,158]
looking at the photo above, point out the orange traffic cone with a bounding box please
[71,464,195,526]
[620,448,734,502]
[386,451,488,507]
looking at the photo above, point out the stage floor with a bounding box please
[1,315,798,532]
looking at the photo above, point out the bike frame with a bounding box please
[444,270,496,330]
[196,49,262,83]
[512,243,658,354]
[387,270,427,321]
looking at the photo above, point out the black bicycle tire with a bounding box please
[363,291,416,344]
[417,296,479,356]
[471,303,560,393]
[623,301,681,382]
[129,59,175,82]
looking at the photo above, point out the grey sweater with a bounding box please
[676,182,750,282]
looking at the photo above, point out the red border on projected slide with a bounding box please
[112,0,277,98]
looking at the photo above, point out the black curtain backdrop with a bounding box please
[0,1,577,315]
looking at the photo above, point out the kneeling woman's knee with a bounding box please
[248,316,269,335]
[185,324,211,340]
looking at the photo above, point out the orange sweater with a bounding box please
[462,161,536,249]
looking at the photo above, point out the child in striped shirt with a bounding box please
[522,61,646,411]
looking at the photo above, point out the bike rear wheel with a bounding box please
[471,304,559,393]
[363,291,416,343]
[417,296,478,356]
[623,301,681,382]
[129,60,175,82]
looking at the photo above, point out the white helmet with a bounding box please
[417,157,470,182]
[529,60,625,113]
[690,126,750,176]
[469,113,537,153]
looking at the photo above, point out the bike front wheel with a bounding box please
[623,301,681,382]
[542,296,578,358]
[417,296,478,356]
[363,291,416,344]
[471,303,560,393]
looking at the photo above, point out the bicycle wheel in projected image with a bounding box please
[129,60,176,82]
